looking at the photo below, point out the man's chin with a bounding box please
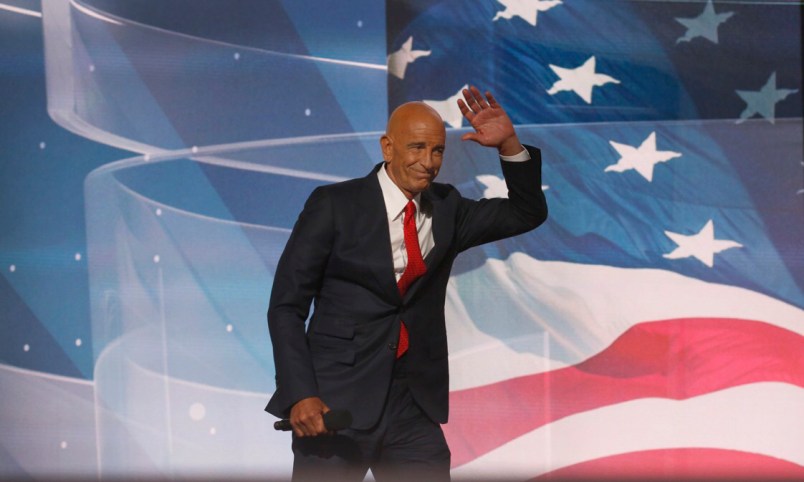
[405,178,433,195]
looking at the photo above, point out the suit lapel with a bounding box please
[360,165,401,301]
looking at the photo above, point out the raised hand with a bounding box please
[457,86,523,156]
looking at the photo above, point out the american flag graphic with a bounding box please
[387,0,803,479]
[1,0,801,479]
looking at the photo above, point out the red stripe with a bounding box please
[533,448,804,480]
[446,318,804,468]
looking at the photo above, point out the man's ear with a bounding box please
[380,135,392,161]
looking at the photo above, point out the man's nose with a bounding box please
[420,151,436,170]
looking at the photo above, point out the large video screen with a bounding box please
[1,0,802,479]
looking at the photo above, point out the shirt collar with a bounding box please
[377,163,421,221]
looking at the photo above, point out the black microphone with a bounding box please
[274,409,353,432]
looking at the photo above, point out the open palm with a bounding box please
[457,86,520,155]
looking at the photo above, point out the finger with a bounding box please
[313,416,327,435]
[314,408,329,435]
[457,98,474,119]
[461,132,480,143]
[461,88,479,113]
[462,87,485,113]
[296,409,326,436]
[469,85,488,109]
[485,91,499,108]
[306,419,323,437]
[294,412,319,437]
[292,419,311,437]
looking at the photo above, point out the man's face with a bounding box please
[381,104,446,199]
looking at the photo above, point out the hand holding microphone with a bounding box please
[274,396,352,436]
[274,409,353,433]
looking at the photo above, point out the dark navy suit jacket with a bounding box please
[266,145,547,429]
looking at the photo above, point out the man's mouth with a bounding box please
[411,170,433,180]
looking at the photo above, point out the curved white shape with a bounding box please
[69,0,122,26]
[0,362,93,386]
[446,252,804,390]
[453,382,804,478]
[0,3,42,17]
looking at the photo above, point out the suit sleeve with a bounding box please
[267,186,333,416]
[455,144,548,252]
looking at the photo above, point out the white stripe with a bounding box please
[277,52,386,71]
[452,382,804,478]
[69,0,122,25]
[198,155,349,183]
[447,253,804,390]
[0,361,94,386]
[0,3,41,17]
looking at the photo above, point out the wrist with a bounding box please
[498,136,524,157]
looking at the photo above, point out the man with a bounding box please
[266,86,547,481]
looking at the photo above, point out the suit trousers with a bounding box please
[291,355,451,482]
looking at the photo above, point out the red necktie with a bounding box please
[396,200,427,358]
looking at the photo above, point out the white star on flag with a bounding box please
[477,175,509,198]
[546,56,620,104]
[735,72,798,124]
[387,36,431,80]
[476,175,550,199]
[605,132,682,182]
[492,0,562,27]
[675,0,735,44]
[423,85,468,128]
[663,220,742,268]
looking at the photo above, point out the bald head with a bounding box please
[380,102,446,199]
[386,102,444,136]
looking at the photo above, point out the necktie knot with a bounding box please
[404,200,416,221]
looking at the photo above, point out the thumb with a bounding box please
[461,132,481,143]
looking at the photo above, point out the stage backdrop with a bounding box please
[1,0,802,480]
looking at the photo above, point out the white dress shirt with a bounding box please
[377,148,530,281]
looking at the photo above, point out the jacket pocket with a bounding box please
[309,320,356,340]
[309,319,357,365]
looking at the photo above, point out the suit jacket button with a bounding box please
[388,343,397,351]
